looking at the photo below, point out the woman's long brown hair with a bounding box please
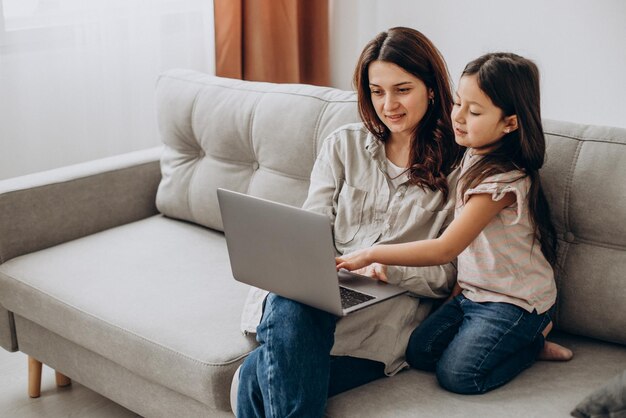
[459,52,558,266]
[353,27,463,199]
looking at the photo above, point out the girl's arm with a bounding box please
[336,192,516,270]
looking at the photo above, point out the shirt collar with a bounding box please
[365,132,411,184]
[364,132,382,156]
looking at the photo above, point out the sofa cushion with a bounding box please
[541,120,626,345]
[326,333,626,417]
[0,215,255,411]
[154,70,359,231]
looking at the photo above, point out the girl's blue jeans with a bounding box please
[237,293,385,418]
[406,294,550,394]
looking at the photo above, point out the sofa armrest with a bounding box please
[0,147,163,264]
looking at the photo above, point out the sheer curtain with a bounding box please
[0,0,215,180]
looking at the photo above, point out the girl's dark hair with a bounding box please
[353,27,463,199]
[459,52,557,266]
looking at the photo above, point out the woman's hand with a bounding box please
[353,263,388,282]
[335,248,374,272]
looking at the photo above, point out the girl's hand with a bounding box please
[354,263,388,282]
[335,248,373,272]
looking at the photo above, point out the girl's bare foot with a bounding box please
[539,341,574,361]
[538,320,574,361]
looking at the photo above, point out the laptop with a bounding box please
[217,188,407,316]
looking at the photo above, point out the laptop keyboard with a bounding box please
[339,286,375,309]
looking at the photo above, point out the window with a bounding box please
[0,0,215,180]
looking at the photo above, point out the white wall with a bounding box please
[2,1,623,180]
[330,0,626,129]
[0,0,215,180]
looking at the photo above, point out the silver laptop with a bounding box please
[217,188,406,316]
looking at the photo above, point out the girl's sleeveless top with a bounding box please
[457,152,557,314]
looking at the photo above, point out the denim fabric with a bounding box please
[328,355,386,397]
[406,294,550,394]
[237,294,386,418]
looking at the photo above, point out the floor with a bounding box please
[0,348,139,418]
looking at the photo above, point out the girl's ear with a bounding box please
[504,115,518,133]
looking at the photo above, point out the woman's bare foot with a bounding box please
[538,320,573,361]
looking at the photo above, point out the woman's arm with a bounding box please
[336,192,515,270]
[384,263,457,298]
[301,139,341,222]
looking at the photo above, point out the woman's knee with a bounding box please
[265,293,305,319]
[260,294,336,346]
[266,294,330,326]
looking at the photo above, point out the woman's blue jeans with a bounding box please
[237,293,385,418]
[405,294,550,394]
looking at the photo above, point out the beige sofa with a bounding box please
[1,70,625,417]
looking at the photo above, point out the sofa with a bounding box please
[1,69,625,417]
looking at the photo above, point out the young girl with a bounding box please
[336,52,572,395]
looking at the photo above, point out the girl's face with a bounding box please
[368,60,432,143]
[452,74,516,154]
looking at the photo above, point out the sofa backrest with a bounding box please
[541,120,626,345]
[155,70,626,346]
[155,70,358,230]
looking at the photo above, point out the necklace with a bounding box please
[387,159,409,180]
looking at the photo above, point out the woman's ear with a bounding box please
[504,115,518,133]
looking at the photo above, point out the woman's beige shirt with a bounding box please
[241,123,459,374]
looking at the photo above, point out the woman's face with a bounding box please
[368,60,432,142]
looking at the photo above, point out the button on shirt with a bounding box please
[241,123,460,374]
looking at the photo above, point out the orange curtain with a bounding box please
[214,0,329,86]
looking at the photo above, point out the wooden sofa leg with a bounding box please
[28,356,42,398]
[55,371,72,388]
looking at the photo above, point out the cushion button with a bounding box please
[564,232,575,243]
[252,161,259,170]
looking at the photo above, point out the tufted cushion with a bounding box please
[155,70,359,231]
[542,120,626,345]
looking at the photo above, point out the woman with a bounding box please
[234,27,464,417]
